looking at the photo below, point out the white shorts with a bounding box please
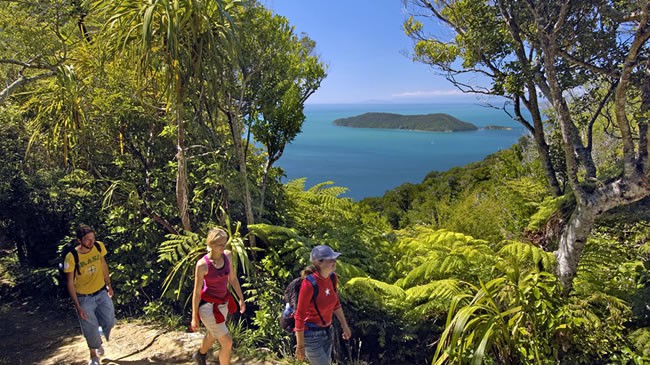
[199,302,229,337]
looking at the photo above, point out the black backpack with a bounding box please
[279,273,337,333]
[58,240,101,292]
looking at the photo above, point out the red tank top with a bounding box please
[202,254,230,298]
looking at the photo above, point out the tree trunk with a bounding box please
[175,106,192,232]
[555,203,596,292]
[556,176,650,292]
[258,157,276,218]
[226,111,256,247]
[526,92,563,197]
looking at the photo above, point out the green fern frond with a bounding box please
[405,278,468,303]
[307,181,349,197]
[158,231,204,301]
[498,241,556,272]
[158,231,203,263]
[285,177,307,192]
[346,277,406,300]
[397,228,497,287]
[335,261,369,284]
[401,255,467,288]
[526,194,571,232]
[629,327,650,357]
[248,223,301,245]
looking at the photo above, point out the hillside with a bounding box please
[333,112,478,132]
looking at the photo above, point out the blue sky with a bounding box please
[263,0,489,104]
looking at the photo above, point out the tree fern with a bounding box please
[158,231,204,302]
[497,241,556,273]
[406,279,470,318]
[526,195,571,232]
[346,277,406,300]
[395,227,496,288]
[629,327,650,358]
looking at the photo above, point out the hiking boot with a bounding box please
[96,345,104,356]
[192,350,207,365]
[88,357,100,365]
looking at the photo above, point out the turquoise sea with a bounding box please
[276,103,529,200]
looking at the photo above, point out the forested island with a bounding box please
[333,112,478,132]
[483,125,513,130]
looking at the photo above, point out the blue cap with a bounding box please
[310,245,341,261]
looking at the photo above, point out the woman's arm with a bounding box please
[190,260,207,332]
[295,330,305,360]
[225,251,246,313]
[334,307,351,340]
[294,279,313,360]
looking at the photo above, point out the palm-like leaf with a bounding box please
[498,241,556,273]
[26,64,87,165]
[346,277,406,300]
[432,272,568,365]
[158,231,203,301]
[395,227,496,288]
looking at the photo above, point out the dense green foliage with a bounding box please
[1,1,650,365]
[333,112,478,131]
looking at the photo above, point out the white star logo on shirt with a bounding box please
[88,266,97,274]
[325,288,331,296]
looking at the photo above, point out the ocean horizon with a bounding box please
[276,103,529,201]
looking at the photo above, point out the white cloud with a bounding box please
[391,89,465,98]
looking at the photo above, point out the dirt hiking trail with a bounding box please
[0,301,280,365]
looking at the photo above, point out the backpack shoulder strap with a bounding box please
[71,249,81,276]
[94,241,102,253]
[329,272,337,292]
[305,274,326,326]
[305,274,318,300]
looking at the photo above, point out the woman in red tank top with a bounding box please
[190,228,246,365]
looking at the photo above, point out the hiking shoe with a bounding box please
[96,345,104,356]
[192,350,207,365]
[88,357,100,365]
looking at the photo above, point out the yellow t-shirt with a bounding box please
[63,241,108,295]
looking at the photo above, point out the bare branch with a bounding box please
[0,59,57,71]
[1,72,55,104]
[586,82,617,154]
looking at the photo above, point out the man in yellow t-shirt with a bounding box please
[64,224,115,365]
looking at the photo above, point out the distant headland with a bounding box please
[333,112,478,132]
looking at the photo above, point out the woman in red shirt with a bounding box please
[190,228,246,365]
[294,245,352,365]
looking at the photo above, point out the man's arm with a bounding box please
[66,271,87,320]
[101,255,113,297]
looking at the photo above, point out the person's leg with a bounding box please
[198,303,231,362]
[77,296,101,360]
[304,330,331,365]
[197,303,224,353]
[215,333,233,365]
[323,328,333,361]
[95,291,116,341]
[199,331,216,354]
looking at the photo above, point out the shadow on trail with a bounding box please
[0,299,82,365]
